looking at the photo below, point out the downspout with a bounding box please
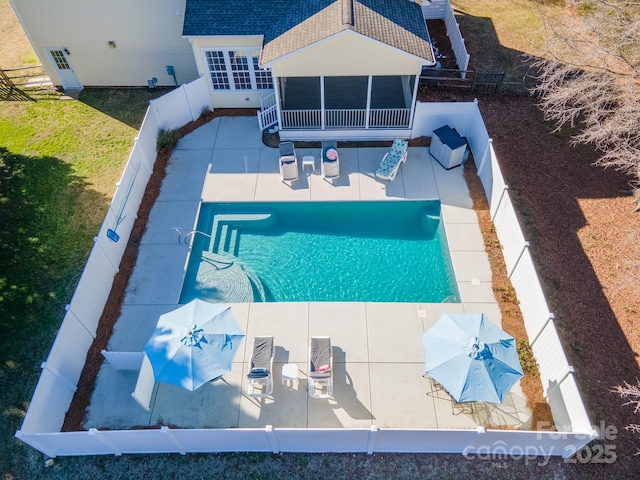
[274,76,283,130]
[365,75,372,129]
[320,76,325,130]
[408,72,420,131]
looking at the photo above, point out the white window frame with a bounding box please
[202,48,273,92]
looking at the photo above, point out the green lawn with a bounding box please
[0,88,169,478]
[453,0,556,74]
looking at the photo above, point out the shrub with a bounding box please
[517,339,539,377]
[156,128,180,152]
[200,106,214,119]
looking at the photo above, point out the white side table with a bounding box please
[282,363,299,388]
[302,155,315,172]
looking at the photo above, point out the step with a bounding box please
[211,213,274,253]
[213,224,228,253]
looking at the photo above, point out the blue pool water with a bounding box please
[180,201,459,303]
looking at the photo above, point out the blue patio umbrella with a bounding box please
[422,312,524,403]
[144,299,245,391]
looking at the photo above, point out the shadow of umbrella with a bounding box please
[144,299,245,391]
[422,312,523,404]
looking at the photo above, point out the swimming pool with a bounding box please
[180,201,459,303]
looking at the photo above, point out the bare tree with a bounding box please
[532,0,640,206]
[612,380,640,454]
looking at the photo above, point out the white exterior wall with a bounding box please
[11,0,198,87]
[269,31,423,78]
[189,36,268,108]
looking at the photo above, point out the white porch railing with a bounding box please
[257,93,278,131]
[369,109,411,128]
[281,110,321,129]
[326,109,366,128]
[279,108,410,130]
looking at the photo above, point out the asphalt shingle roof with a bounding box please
[183,0,434,64]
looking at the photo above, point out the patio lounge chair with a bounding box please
[321,141,340,183]
[375,139,408,181]
[279,141,299,184]
[308,336,333,398]
[247,336,275,398]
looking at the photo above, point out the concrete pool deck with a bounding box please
[85,116,532,431]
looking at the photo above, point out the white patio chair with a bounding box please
[247,336,275,398]
[321,141,340,183]
[308,336,333,398]
[279,142,299,184]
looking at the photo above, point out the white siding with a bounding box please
[269,31,423,77]
[12,0,198,87]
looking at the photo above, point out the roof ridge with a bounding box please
[341,0,354,27]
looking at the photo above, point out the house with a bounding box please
[11,0,436,138]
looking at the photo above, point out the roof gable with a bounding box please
[183,0,434,64]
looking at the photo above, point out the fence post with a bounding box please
[181,84,195,122]
[150,99,164,130]
[161,426,187,455]
[40,362,77,393]
[544,366,575,401]
[476,138,492,181]
[530,313,555,347]
[490,184,509,222]
[65,305,97,340]
[265,425,279,453]
[367,425,378,454]
[88,428,122,455]
[507,241,529,278]
[464,426,486,454]
[464,98,479,135]
[132,138,155,175]
[93,237,120,274]
[14,431,58,458]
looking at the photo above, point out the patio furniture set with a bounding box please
[127,300,336,411]
[279,138,411,186]
[247,335,334,399]
[124,299,521,416]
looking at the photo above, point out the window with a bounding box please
[203,49,273,91]
[253,56,273,89]
[50,50,71,70]
[205,51,230,90]
[229,51,251,90]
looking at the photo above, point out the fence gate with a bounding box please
[0,68,35,101]
[471,71,505,94]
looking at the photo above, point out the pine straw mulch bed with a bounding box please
[62,99,640,474]
[62,108,254,431]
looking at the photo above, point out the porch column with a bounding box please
[274,76,283,129]
[365,75,372,129]
[408,73,420,129]
[320,76,326,130]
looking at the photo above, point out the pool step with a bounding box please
[211,213,274,255]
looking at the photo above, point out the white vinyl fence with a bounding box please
[449,100,594,436]
[16,95,596,459]
[15,76,212,441]
[422,0,471,72]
